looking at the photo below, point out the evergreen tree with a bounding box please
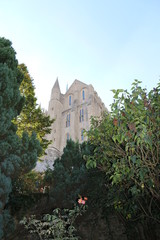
[14,63,54,156]
[0,37,41,238]
[45,139,105,208]
[46,140,88,208]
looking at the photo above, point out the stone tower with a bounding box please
[48,78,62,151]
[36,79,107,171]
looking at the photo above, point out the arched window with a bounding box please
[79,108,84,122]
[82,89,85,100]
[69,95,71,106]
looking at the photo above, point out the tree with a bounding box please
[0,37,41,239]
[45,138,107,214]
[86,80,160,225]
[45,140,88,208]
[8,61,54,232]
[14,63,54,156]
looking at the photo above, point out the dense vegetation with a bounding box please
[87,80,160,224]
[0,38,53,239]
[11,63,54,207]
[0,37,42,239]
[45,139,107,210]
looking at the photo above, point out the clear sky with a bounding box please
[0,0,160,110]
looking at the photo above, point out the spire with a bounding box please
[53,77,60,92]
[51,77,61,100]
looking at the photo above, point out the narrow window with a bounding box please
[80,108,84,122]
[69,95,71,106]
[82,108,84,121]
[82,89,85,100]
[66,113,71,127]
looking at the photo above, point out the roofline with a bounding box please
[66,79,88,94]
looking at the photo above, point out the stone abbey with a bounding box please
[36,78,106,171]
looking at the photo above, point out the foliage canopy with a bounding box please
[0,37,41,238]
[86,80,160,223]
[14,63,54,156]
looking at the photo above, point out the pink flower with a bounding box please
[78,198,83,204]
[78,196,88,205]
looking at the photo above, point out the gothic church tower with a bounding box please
[36,78,107,171]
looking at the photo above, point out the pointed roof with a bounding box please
[66,79,88,94]
[52,77,61,92]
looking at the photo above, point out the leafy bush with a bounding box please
[86,80,160,223]
[20,205,87,240]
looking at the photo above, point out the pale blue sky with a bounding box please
[0,0,160,110]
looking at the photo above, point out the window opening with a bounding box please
[66,113,70,127]
[82,89,85,100]
[80,108,84,122]
[69,95,71,106]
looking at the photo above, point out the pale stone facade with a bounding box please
[36,79,107,171]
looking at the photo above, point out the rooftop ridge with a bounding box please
[66,79,88,94]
